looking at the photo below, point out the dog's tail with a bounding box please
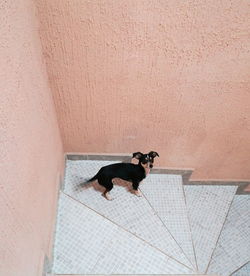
[77,173,99,191]
[85,173,99,183]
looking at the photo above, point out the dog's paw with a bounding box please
[134,190,142,197]
[102,193,113,201]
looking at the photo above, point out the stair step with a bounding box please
[207,195,250,275]
[184,185,237,273]
[52,193,194,274]
[140,174,197,269]
[64,160,194,269]
[52,158,250,275]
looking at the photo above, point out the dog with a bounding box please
[85,151,159,200]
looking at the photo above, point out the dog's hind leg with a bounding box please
[99,178,114,201]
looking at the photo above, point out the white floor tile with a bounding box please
[232,261,250,276]
[53,192,194,274]
[184,185,237,273]
[140,173,197,269]
[207,195,250,276]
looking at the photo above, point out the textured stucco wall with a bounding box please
[0,1,63,276]
[37,0,250,180]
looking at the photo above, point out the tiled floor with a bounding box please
[207,195,250,276]
[64,160,193,269]
[140,174,197,269]
[184,185,237,273]
[52,192,193,274]
[232,262,250,276]
[52,158,250,275]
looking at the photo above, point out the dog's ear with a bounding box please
[148,151,159,158]
[132,152,143,159]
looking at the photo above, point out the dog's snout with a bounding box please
[149,164,153,168]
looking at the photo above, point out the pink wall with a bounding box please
[37,0,250,180]
[0,1,63,275]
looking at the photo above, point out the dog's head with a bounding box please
[148,151,159,168]
[132,152,150,168]
[132,151,159,169]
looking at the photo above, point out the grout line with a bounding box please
[205,191,237,274]
[229,261,250,276]
[61,191,195,272]
[139,188,197,273]
[181,183,199,272]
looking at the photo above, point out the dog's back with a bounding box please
[99,163,145,182]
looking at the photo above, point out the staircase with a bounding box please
[48,155,250,276]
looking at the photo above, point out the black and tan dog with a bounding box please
[86,151,159,200]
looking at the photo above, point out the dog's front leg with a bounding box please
[132,181,142,197]
[102,189,113,201]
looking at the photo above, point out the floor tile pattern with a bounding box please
[52,192,194,274]
[53,159,250,275]
[232,262,250,276]
[63,160,193,269]
[184,185,237,273]
[207,195,250,276]
[140,174,197,269]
